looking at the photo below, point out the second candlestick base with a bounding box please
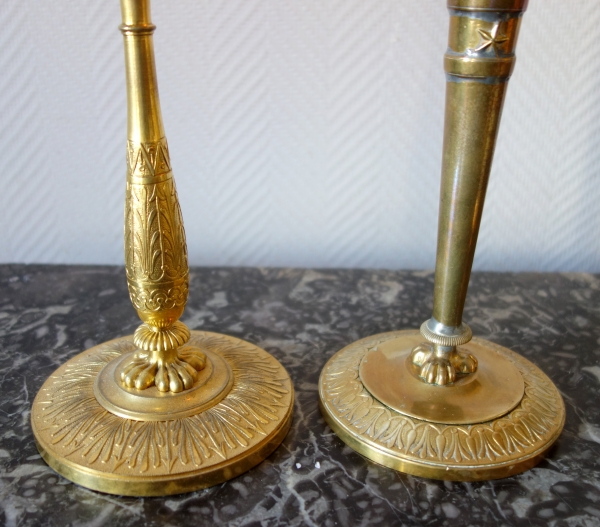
[319,330,564,481]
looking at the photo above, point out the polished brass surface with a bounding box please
[410,342,478,386]
[119,0,206,394]
[360,333,523,425]
[448,0,528,10]
[319,331,564,481]
[31,0,294,495]
[319,0,564,480]
[32,332,294,496]
[413,320,479,386]
[433,4,525,328]
[414,0,527,385]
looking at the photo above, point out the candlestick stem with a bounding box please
[415,0,527,385]
[119,0,206,393]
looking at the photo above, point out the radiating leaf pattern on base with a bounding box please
[33,332,291,476]
[322,332,564,466]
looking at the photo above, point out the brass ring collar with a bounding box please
[447,0,528,12]
[128,172,173,186]
[444,54,515,80]
[420,318,472,347]
[119,23,156,36]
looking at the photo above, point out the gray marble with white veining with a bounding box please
[1,265,600,527]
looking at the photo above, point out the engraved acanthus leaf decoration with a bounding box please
[322,334,563,465]
[125,138,188,283]
[34,334,290,474]
[124,137,189,312]
[125,177,188,281]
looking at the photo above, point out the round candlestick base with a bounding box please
[32,331,294,496]
[318,330,564,481]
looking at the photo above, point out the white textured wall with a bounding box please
[1,1,599,272]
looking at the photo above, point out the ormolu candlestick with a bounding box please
[119,0,205,394]
[31,0,293,496]
[319,0,564,480]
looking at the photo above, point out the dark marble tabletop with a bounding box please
[1,264,599,526]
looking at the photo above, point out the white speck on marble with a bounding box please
[227,322,244,332]
[0,304,72,338]
[1,464,51,479]
[206,291,228,308]
[54,324,67,349]
[231,481,249,499]
[583,366,600,383]
[296,463,301,469]
[512,468,575,518]
[221,504,237,515]
[72,504,115,527]
[288,270,336,301]
[315,461,320,469]
[441,502,460,518]
[181,308,216,328]
[164,500,180,511]
[3,501,19,527]
[35,325,48,338]
[552,352,578,359]
[379,281,404,305]
[562,516,600,527]
[580,423,600,444]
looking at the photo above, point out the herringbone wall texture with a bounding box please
[1,1,599,272]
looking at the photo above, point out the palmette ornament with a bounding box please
[319,0,564,481]
[31,0,293,496]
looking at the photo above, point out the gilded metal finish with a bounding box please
[31,0,295,495]
[31,332,294,496]
[319,331,564,481]
[119,0,205,393]
[413,0,527,385]
[94,347,233,421]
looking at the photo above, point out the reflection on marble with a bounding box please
[1,265,600,526]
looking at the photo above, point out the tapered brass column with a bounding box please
[319,0,565,481]
[31,0,293,496]
[412,0,525,386]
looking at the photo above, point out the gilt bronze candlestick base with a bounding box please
[319,0,564,481]
[30,0,293,496]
